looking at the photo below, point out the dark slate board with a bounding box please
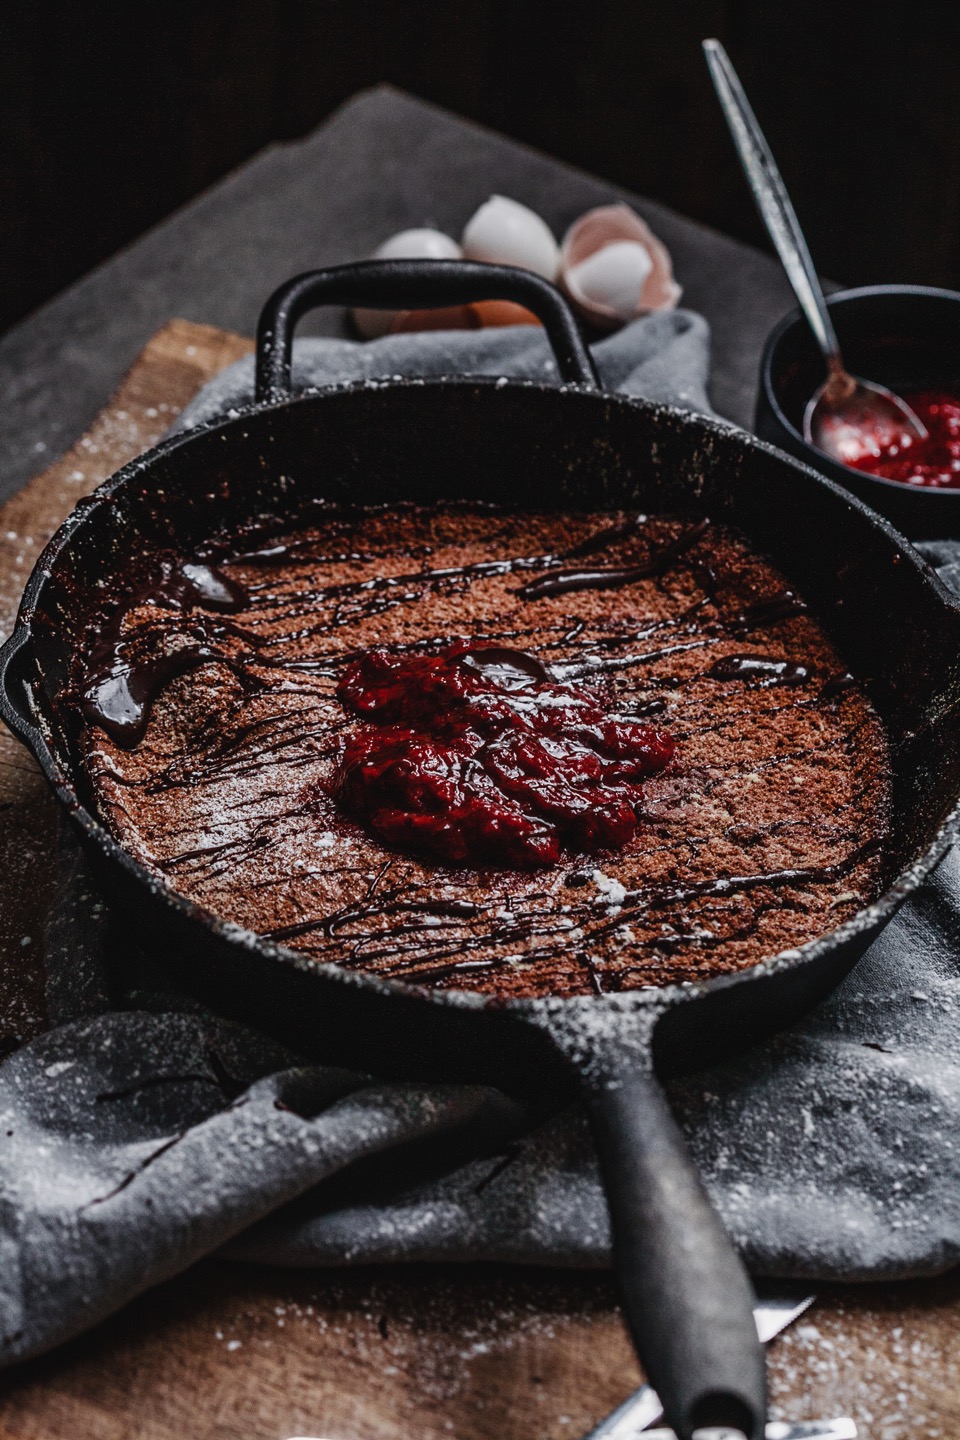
[0,87,799,504]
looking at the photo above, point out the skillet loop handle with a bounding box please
[254,259,600,404]
[0,629,45,754]
[584,1051,766,1440]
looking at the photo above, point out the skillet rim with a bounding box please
[5,372,960,1021]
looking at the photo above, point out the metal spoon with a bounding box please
[703,38,927,466]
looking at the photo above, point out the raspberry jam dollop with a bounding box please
[844,389,960,487]
[334,647,675,868]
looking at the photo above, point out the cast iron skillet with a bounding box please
[4,261,960,1440]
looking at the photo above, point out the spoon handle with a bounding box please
[703,38,842,368]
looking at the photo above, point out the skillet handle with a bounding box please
[254,259,600,403]
[582,1043,765,1440]
[0,628,44,753]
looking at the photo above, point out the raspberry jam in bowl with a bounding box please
[843,389,960,487]
[757,285,960,538]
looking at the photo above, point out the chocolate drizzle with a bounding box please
[79,560,250,746]
[707,654,810,687]
[81,643,220,748]
[77,504,891,999]
[728,588,808,631]
[516,519,709,600]
[457,646,551,689]
[819,671,858,702]
[177,563,248,612]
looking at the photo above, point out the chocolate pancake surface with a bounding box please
[77,504,891,998]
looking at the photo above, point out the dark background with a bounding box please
[3,0,958,337]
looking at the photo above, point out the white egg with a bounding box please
[461,195,560,280]
[373,228,463,262]
[353,228,463,337]
[566,241,654,323]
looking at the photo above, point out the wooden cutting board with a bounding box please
[0,322,956,1440]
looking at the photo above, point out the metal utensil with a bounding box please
[287,1294,818,1440]
[582,1291,815,1439]
[645,1422,856,1440]
[286,1427,854,1440]
[703,37,927,467]
[285,1424,854,1440]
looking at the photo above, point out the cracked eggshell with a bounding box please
[560,204,681,330]
[461,195,560,281]
[352,227,463,338]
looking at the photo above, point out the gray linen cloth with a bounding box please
[168,310,714,432]
[2,315,959,1367]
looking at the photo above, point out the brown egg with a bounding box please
[560,204,681,331]
[389,305,481,333]
[470,299,542,327]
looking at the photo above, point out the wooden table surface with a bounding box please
[0,320,956,1439]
